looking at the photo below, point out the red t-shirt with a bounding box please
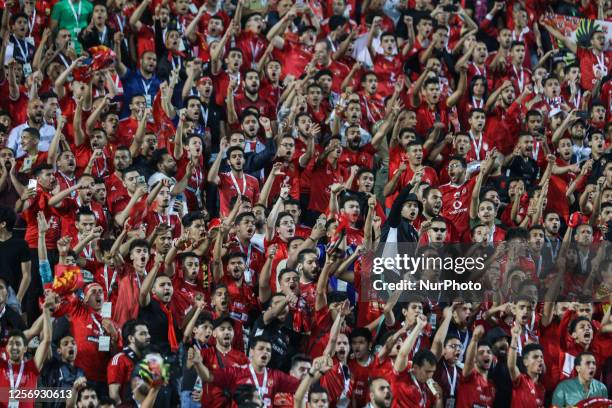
[201,348,249,408]
[218,172,260,216]
[439,177,477,239]
[510,373,545,408]
[176,156,207,211]
[314,60,350,93]
[0,359,39,408]
[391,369,436,408]
[306,160,348,213]
[235,31,268,72]
[107,349,137,403]
[211,366,300,407]
[456,370,496,408]
[53,295,112,382]
[413,99,449,137]
[234,93,276,121]
[373,54,404,98]
[577,47,611,90]
[348,357,373,407]
[338,143,377,170]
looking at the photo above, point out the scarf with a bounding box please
[153,294,178,353]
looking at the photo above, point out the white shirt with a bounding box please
[7,122,56,158]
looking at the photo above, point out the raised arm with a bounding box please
[394,314,427,373]
[539,17,577,54]
[431,305,455,360]
[34,295,53,371]
[138,253,164,307]
[462,325,484,375]
[507,323,522,381]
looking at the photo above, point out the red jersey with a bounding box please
[577,47,611,90]
[235,31,268,72]
[105,172,128,207]
[175,157,207,211]
[306,159,348,213]
[338,143,377,170]
[0,359,39,408]
[413,99,449,137]
[107,348,138,403]
[348,357,373,407]
[456,370,496,408]
[210,365,300,407]
[56,198,107,237]
[372,54,404,98]
[276,38,312,79]
[200,348,249,408]
[218,172,260,216]
[22,190,60,249]
[314,60,350,93]
[391,369,436,408]
[439,177,477,239]
[53,295,113,382]
[234,93,276,120]
[511,373,545,408]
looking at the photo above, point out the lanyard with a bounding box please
[59,171,76,197]
[488,224,496,244]
[230,171,247,195]
[513,65,524,92]
[472,96,483,109]
[472,63,487,78]
[469,131,483,161]
[59,53,70,68]
[532,141,540,161]
[200,104,209,128]
[28,8,36,37]
[171,56,181,71]
[546,237,560,259]
[240,241,252,269]
[68,0,83,25]
[91,313,105,335]
[12,35,29,61]
[444,361,458,397]
[115,14,124,33]
[141,78,152,97]
[411,373,427,406]
[82,242,93,260]
[157,213,171,226]
[8,361,25,390]
[248,365,268,400]
[456,329,469,362]
[512,27,528,42]
[99,26,108,44]
[94,151,107,177]
[135,271,142,288]
[103,265,117,296]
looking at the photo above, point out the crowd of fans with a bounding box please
[0,0,610,406]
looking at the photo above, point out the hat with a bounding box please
[403,193,423,214]
[213,316,234,329]
[484,326,511,344]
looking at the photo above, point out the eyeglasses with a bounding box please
[431,227,446,233]
[447,344,463,350]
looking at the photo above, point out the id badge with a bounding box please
[445,397,455,408]
[178,39,186,52]
[145,94,152,108]
[189,3,198,13]
[8,400,19,408]
[26,36,35,46]
[22,156,33,172]
[101,302,112,318]
[23,63,33,77]
[244,268,252,284]
[98,335,111,351]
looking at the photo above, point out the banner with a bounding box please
[541,13,612,51]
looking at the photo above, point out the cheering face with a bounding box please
[194,321,213,344]
[57,151,76,173]
[577,354,597,381]
[370,378,392,408]
[335,333,350,361]
[58,336,77,362]
[544,78,561,99]
[363,75,378,95]
[6,335,26,362]
[133,325,151,351]
[591,32,606,51]
[92,5,108,25]
[529,229,545,252]
[574,303,594,319]
[187,136,203,158]
[155,230,173,255]
[156,185,172,209]
[130,246,150,271]
[19,131,38,153]
[197,78,213,98]
[401,201,419,221]
[279,271,299,296]
[226,256,246,281]
[186,99,201,122]
[510,45,525,65]
[228,150,244,172]
[246,14,264,33]
[513,300,533,326]
[406,145,424,166]
[212,287,229,312]
[350,336,370,360]
[342,200,361,223]
[469,112,486,132]
[475,345,493,371]
[572,320,593,346]
[93,182,107,204]
[277,215,296,240]
[87,287,105,310]
[523,350,545,375]
[266,61,281,82]
[402,303,423,326]
[443,338,463,364]
[242,116,259,138]
[357,172,374,192]
[76,214,96,235]
[225,50,243,72]
[77,389,99,408]
[346,102,361,124]
[575,224,594,246]
[153,276,173,303]
[500,86,515,106]
[472,225,490,243]
[214,321,234,347]
[447,160,466,184]
[424,82,441,105]
[250,341,272,367]
[298,253,320,282]
[244,72,261,94]
[237,215,256,239]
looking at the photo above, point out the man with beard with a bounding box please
[505,133,539,188]
[229,70,276,126]
[307,137,348,222]
[107,320,151,405]
[483,81,525,155]
[48,282,119,395]
[41,335,86,408]
[456,326,495,407]
[367,378,393,408]
[105,147,132,206]
[138,263,180,405]
[542,211,562,266]
[116,50,161,117]
[7,98,56,158]
[338,112,393,170]
[208,145,260,217]
[73,382,101,408]
[49,174,108,236]
[430,306,463,407]
[552,351,608,406]
[508,325,545,407]
[484,328,512,408]
[144,182,182,238]
[195,316,249,408]
[193,336,302,407]
[528,225,552,278]
[295,248,319,310]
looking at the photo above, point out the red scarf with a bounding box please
[153,294,179,353]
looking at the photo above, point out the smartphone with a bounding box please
[576,111,589,120]
[137,176,146,185]
[442,4,458,12]
[28,179,37,190]
[426,379,438,396]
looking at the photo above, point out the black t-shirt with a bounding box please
[138,299,180,357]
[506,156,540,187]
[0,305,26,347]
[0,236,31,291]
[250,314,301,371]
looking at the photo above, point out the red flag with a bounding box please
[52,264,84,296]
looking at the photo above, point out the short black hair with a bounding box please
[129,239,150,252]
[182,211,206,228]
[569,316,592,334]
[0,206,16,232]
[412,349,437,367]
[122,319,149,345]
[349,327,373,343]
[575,351,596,367]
